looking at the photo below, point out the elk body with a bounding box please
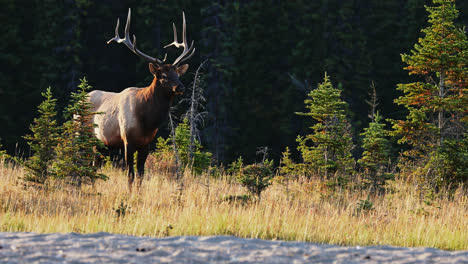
[88,9,195,191]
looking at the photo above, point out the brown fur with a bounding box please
[88,63,188,192]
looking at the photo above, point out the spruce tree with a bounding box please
[391,0,468,187]
[296,73,354,183]
[23,87,60,184]
[52,78,107,187]
[358,112,393,193]
[277,147,297,200]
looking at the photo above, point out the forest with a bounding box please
[1,0,466,164]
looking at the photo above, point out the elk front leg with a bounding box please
[136,146,149,191]
[124,142,136,192]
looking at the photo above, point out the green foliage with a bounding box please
[358,112,394,193]
[0,1,83,150]
[154,119,212,175]
[278,147,298,179]
[423,134,468,187]
[235,159,274,201]
[113,200,130,218]
[51,78,107,187]
[0,140,6,159]
[1,1,468,167]
[355,197,375,215]
[221,194,252,205]
[296,73,355,181]
[276,147,298,200]
[391,0,468,188]
[227,156,244,178]
[23,87,60,184]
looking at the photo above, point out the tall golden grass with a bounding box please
[0,159,467,250]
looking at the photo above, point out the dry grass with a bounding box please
[1,160,467,250]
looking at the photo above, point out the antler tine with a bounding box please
[177,43,195,65]
[164,11,196,66]
[107,18,121,44]
[124,8,132,40]
[182,11,187,47]
[107,8,164,65]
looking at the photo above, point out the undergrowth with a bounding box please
[0,159,467,251]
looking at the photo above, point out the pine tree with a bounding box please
[358,112,393,193]
[391,0,468,187]
[23,87,60,184]
[296,73,354,183]
[52,78,107,187]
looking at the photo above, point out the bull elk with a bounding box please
[88,8,195,191]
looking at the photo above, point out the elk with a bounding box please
[88,8,195,191]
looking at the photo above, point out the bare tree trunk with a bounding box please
[188,61,207,164]
[367,81,379,120]
[324,121,328,180]
[189,78,196,163]
[169,113,183,203]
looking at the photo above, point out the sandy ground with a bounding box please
[0,232,467,263]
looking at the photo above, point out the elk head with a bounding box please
[107,8,195,96]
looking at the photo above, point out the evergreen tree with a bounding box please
[23,87,60,184]
[277,147,297,200]
[391,0,468,187]
[278,147,297,179]
[52,78,107,187]
[358,112,393,193]
[296,73,354,182]
[200,2,232,162]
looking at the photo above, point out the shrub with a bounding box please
[151,119,212,176]
[0,140,7,160]
[227,156,244,179]
[235,159,274,201]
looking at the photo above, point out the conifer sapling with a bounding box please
[24,87,59,185]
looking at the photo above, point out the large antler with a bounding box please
[164,12,196,66]
[107,8,166,65]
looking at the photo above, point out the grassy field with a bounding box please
[1,160,467,250]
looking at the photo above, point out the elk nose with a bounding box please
[177,83,185,93]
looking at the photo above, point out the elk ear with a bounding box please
[149,63,162,78]
[176,64,189,76]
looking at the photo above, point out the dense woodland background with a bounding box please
[1,0,467,164]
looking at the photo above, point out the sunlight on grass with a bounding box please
[0,160,467,250]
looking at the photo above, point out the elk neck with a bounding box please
[135,77,174,131]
